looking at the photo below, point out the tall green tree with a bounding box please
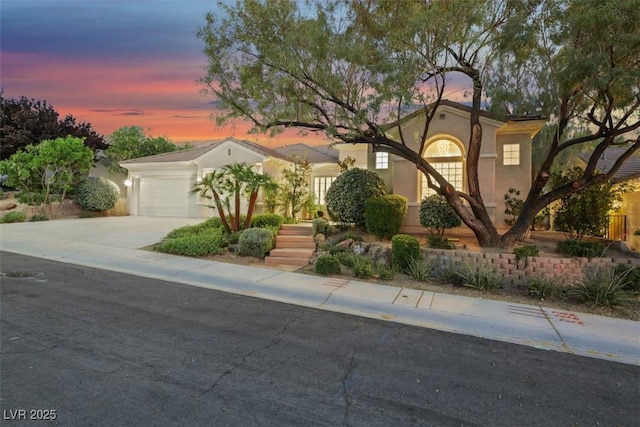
[106,126,176,172]
[198,0,639,247]
[0,136,94,217]
[0,92,107,160]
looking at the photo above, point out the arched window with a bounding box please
[421,139,464,199]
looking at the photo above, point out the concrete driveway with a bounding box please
[0,216,201,253]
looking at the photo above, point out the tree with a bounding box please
[198,0,640,247]
[551,168,630,240]
[0,136,94,217]
[280,156,312,219]
[0,92,107,160]
[105,126,176,172]
[189,162,274,233]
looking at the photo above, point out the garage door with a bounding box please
[138,177,193,217]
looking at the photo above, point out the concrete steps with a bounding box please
[265,224,315,266]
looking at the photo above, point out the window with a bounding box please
[375,152,389,169]
[421,139,464,199]
[503,144,520,165]
[313,176,336,205]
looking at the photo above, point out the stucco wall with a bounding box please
[494,133,533,228]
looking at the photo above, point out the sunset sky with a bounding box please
[1,1,467,147]
[1,0,330,146]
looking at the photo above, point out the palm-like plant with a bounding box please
[190,162,277,232]
[189,170,233,233]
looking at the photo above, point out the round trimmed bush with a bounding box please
[237,227,275,258]
[75,177,120,211]
[365,194,408,239]
[419,195,461,236]
[326,168,387,227]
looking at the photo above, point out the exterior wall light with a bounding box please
[124,179,132,187]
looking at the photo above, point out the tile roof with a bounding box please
[594,146,640,181]
[273,143,339,163]
[120,137,290,164]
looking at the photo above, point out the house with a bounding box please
[335,100,546,232]
[121,101,546,231]
[580,147,640,244]
[121,138,340,217]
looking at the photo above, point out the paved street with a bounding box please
[2,252,638,426]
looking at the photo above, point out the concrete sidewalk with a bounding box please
[1,216,639,365]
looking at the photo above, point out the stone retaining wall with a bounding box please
[421,248,640,285]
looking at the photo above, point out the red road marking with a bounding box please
[552,310,585,326]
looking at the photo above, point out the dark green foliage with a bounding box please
[427,235,455,250]
[237,227,275,257]
[166,219,222,239]
[0,211,26,223]
[527,276,568,301]
[344,231,364,242]
[551,167,630,240]
[0,93,107,160]
[75,177,120,211]
[614,264,640,292]
[514,245,539,262]
[364,194,408,239]
[155,228,225,257]
[351,255,374,279]
[325,168,387,226]
[635,229,640,236]
[250,213,285,229]
[419,195,462,236]
[29,214,49,222]
[556,239,605,259]
[315,254,341,275]
[391,234,421,272]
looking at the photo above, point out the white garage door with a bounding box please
[138,177,193,217]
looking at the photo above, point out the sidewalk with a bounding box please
[1,216,639,365]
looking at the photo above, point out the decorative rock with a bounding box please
[0,202,17,211]
[336,238,353,251]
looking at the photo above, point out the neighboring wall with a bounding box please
[422,248,640,286]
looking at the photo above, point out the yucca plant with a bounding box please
[527,275,569,301]
[455,261,501,291]
[405,257,435,282]
[571,266,628,307]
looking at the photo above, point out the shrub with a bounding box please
[427,235,455,250]
[613,264,640,292]
[75,177,120,211]
[556,239,605,259]
[527,276,568,301]
[391,234,421,272]
[635,229,640,236]
[315,254,341,275]
[364,194,408,239]
[155,229,225,257]
[29,214,49,222]
[0,211,26,223]
[78,211,101,218]
[351,255,374,279]
[344,231,364,242]
[405,257,434,282]
[514,245,539,262]
[312,217,330,236]
[570,266,627,307]
[325,168,387,226]
[237,227,275,258]
[251,213,285,229]
[454,261,501,291]
[375,262,395,280]
[335,251,356,267]
[166,219,222,239]
[419,195,462,236]
[435,260,466,286]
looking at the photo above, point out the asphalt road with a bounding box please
[1,252,638,427]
